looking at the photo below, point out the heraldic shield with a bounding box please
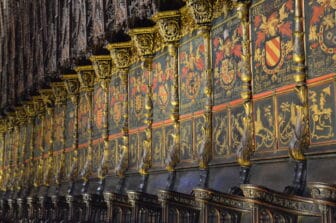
[265,36,282,68]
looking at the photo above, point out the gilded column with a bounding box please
[236,1,254,170]
[288,0,309,161]
[129,27,155,176]
[186,0,213,168]
[153,10,182,172]
[51,82,67,184]
[76,66,95,181]
[62,74,80,181]
[107,42,132,177]
[90,55,113,178]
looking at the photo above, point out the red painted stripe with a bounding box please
[266,45,280,66]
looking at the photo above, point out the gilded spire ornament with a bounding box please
[288,0,309,161]
[236,0,254,167]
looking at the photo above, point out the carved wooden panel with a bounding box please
[64,100,76,149]
[109,74,125,135]
[212,108,230,158]
[24,122,33,162]
[34,116,43,158]
[129,65,149,129]
[179,33,206,115]
[230,104,244,153]
[43,112,53,154]
[4,131,11,167]
[251,0,294,94]
[180,118,194,162]
[254,96,276,151]
[276,91,298,149]
[152,124,174,168]
[309,81,336,144]
[0,135,3,167]
[53,105,65,151]
[92,83,105,139]
[78,93,90,144]
[152,51,173,122]
[111,137,123,170]
[212,14,243,105]
[305,0,336,78]
[19,125,27,164]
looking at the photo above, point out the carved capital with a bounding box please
[186,0,213,26]
[0,118,7,133]
[51,82,67,105]
[75,66,96,92]
[153,11,181,44]
[32,95,46,116]
[39,88,55,109]
[23,101,36,119]
[129,28,155,69]
[62,74,80,102]
[106,42,132,70]
[14,106,27,125]
[90,55,113,80]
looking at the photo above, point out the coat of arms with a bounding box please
[253,1,293,81]
[130,69,148,122]
[180,41,205,101]
[213,21,243,102]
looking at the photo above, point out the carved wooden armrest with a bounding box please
[157,189,198,208]
[127,190,160,207]
[307,182,336,206]
[193,187,251,211]
[240,184,320,216]
[103,192,130,206]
